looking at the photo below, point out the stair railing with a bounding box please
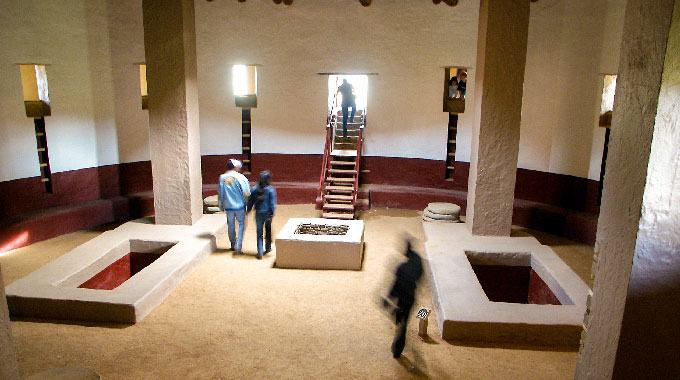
[318,115,332,202]
[318,93,339,202]
[352,113,366,207]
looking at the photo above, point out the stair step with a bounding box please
[326,177,354,183]
[331,149,357,157]
[322,212,355,220]
[329,168,357,175]
[336,110,363,116]
[335,136,358,142]
[330,160,356,166]
[323,203,355,211]
[326,185,354,193]
[325,194,353,201]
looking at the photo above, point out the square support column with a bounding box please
[574,1,677,379]
[466,0,530,236]
[0,265,20,380]
[143,0,203,225]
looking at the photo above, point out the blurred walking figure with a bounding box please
[336,79,356,138]
[247,170,277,260]
[383,236,423,358]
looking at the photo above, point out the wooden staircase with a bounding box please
[317,110,365,220]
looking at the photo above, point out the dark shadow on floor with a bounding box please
[444,338,578,352]
[9,316,130,329]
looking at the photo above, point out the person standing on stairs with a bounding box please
[247,170,277,260]
[218,159,250,255]
[337,79,356,138]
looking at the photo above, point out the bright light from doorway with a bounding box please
[328,75,368,112]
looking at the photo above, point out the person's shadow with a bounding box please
[396,355,430,379]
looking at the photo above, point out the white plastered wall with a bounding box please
[195,0,479,160]
[520,0,626,180]
[0,0,146,182]
[0,0,628,183]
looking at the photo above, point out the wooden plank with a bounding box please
[322,212,354,220]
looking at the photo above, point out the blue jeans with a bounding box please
[226,208,246,252]
[341,101,356,137]
[255,212,272,256]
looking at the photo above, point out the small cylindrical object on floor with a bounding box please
[416,307,431,337]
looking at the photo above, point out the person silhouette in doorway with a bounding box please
[337,79,357,138]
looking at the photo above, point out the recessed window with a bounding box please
[20,64,53,193]
[443,66,467,180]
[233,64,257,108]
[597,74,617,205]
[140,64,148,110]
[599,74,616,127]
[20,64,50,117]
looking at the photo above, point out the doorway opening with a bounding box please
[328,75,368,116]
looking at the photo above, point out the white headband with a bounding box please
[229,159,243,169]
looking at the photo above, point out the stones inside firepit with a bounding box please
[423,202,461,222]
[294,223,349,235]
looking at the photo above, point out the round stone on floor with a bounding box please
[423,215,456,222]
[204,195,219,207]
[424,208,459,221]
[26,367,101,380]
[427,202,461,216]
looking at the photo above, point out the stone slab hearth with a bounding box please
[275,218,364,270]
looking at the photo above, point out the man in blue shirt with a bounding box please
[218,159,250,254]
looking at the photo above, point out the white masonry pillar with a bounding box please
[0,265,20,380]
[466,0,530,236]
[575,1,677,379]
[143,0,203,225]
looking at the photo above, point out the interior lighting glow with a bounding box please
[0,231,30,255]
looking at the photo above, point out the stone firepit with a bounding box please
[275,218,364,270]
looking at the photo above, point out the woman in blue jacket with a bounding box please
[247,170,277,259]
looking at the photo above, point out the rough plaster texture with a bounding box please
[424,222,588,345]
[612,2,680,378]
[275,218,364,270]
[0,264,21,380]
[143,0,203,225]
[574,1,676,379]
[5,214,226,323]
[466,0,529,236]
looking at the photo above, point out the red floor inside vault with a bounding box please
[470,264,562,305]
[78,251,168,290]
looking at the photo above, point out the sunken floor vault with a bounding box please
[424,221,589,346]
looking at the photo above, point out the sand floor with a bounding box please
[1,204,593,379]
